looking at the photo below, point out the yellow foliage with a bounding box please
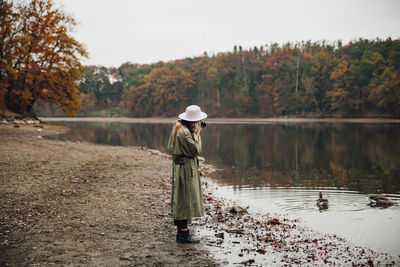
[0,0,87,116]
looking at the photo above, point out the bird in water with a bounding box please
[369,195,397,207]
[317,192,329,210]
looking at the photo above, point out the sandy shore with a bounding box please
[0,124,216,266]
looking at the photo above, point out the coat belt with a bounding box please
[173,155,194,165]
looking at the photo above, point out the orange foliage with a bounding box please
[0,0,87,116]
[128,67,195,116]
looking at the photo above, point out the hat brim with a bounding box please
[178,111,207,122]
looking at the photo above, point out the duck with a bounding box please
[317,192,329,208]
[369,195,397,207]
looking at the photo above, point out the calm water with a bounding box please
[46,120,400,255]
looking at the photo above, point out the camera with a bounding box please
[201,120,206,128]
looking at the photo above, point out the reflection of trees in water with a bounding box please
[203,124,400,194]
[129,123,171,152]
[53,122,400,194]
[55,122,172,151]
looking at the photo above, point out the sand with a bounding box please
[0,124,216,266]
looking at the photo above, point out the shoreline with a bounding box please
[0,124,216,266]
[40,117,400,124]
[198,182,399,266]
[1,124,399,266]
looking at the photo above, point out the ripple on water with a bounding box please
[211,184,400,255]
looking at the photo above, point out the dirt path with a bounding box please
[0,124,216,266]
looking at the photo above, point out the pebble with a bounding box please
[230,205,247,214]
[214,232,224,239]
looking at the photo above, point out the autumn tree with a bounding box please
[207,67,220,106]
[261,49,298,115]
[327,57,353,113]
[0,0,87,116]
[369,66,400,115]
[128,66,195,116]
[118,62,153,88]
[302,50,338,114]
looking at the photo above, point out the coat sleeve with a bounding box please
[178,128,202,157]
[167,128,174,154]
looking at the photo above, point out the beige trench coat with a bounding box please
[168,125,204,223]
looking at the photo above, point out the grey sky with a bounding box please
[54,0,400,67]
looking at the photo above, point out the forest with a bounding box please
[42,38,399,118]
[1,2,399,118]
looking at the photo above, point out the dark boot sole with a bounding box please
[176,240,200,244]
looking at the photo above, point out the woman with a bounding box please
[168,105,207,243]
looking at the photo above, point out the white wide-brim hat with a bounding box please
[179,105,207,122]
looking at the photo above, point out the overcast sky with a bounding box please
[54,0,400,67]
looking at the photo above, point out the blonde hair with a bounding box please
[171,120,201,147]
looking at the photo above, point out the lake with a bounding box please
[44,118,400,255]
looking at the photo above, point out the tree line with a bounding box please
[1,1,399,118]
[73,38,400,117]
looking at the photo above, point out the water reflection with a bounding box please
[50,122,400,194]
[205,123,400,195]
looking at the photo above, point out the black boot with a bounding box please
[176,229,200,243]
